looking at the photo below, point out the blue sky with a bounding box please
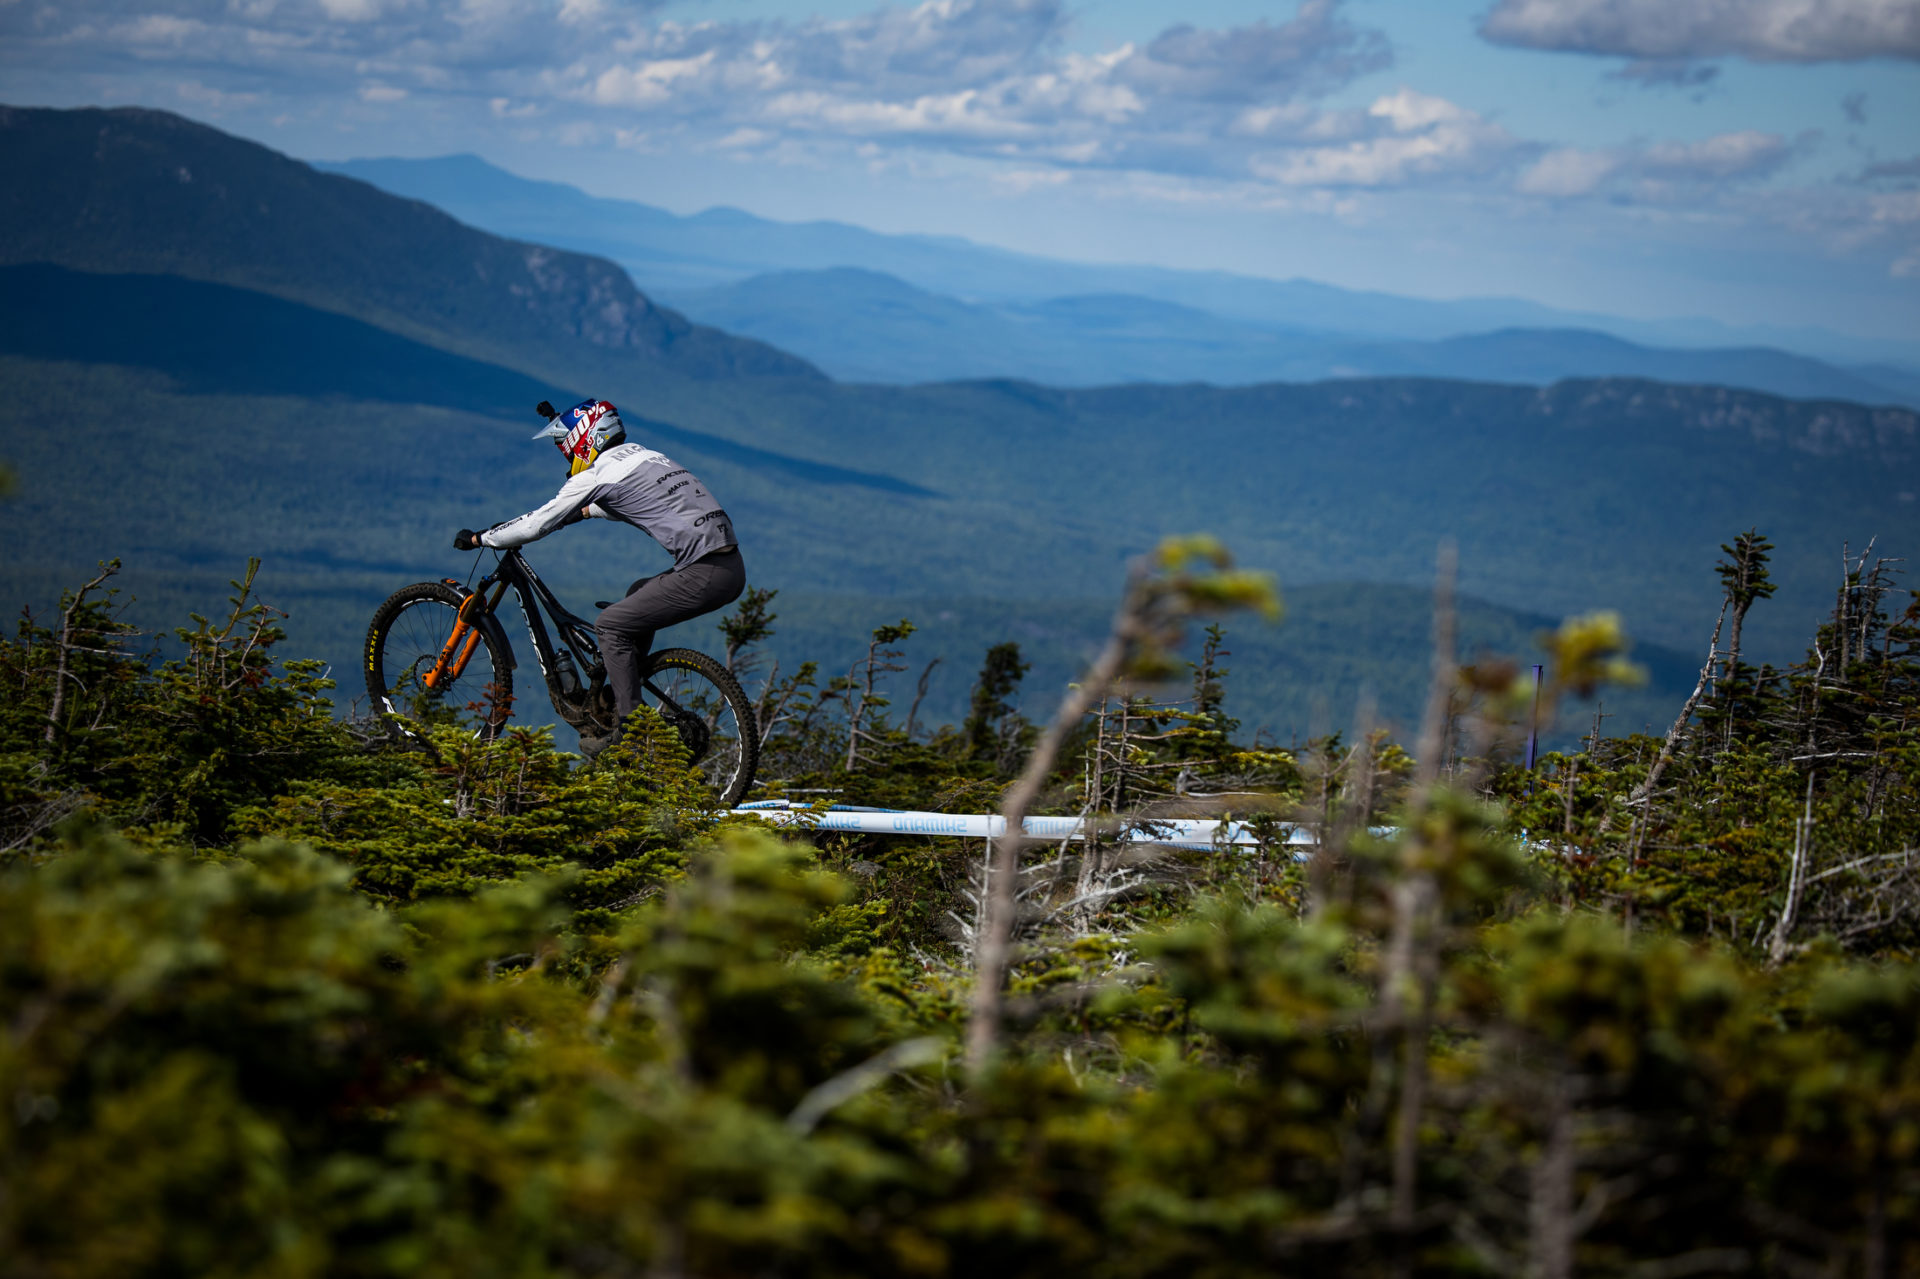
[5,0,1917,339]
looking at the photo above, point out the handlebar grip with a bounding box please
[536,400,556,419]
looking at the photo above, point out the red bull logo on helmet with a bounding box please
[556,399,623,474]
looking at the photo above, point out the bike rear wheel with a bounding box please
[365,582,513,742]
[638,647,758,807]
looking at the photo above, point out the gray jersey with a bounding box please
[479,442,735,570]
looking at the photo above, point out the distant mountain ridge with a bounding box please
[0,105,820,385]
[659,267,1918,407]
[322,152,1920,370]
[1332,328,1914,409]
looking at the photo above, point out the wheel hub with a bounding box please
[661,705,711,764]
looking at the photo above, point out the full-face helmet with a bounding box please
[533,399,627,475]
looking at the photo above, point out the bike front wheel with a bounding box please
[638,647,759,807]
[364,582,514,742]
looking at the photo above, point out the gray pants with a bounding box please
[597,548,746,721]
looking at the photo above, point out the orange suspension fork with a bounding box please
[424,582,506,690]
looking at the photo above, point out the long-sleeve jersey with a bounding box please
[478,443,736,570]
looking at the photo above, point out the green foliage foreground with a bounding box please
[2,554,1917,1277]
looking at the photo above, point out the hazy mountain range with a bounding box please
[4,104,1916,746]
[653,267,1919,405]
[324,152,1920,401]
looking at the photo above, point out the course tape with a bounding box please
[730,801,1365,850]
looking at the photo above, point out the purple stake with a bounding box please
[1525,663,1544,773]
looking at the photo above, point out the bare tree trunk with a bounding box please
[1316,693,1376,918]
[1633,600,1727,814]
[967,542,1274,1075]
[44,562,119,747]
[1768,772,1817,965]
[1725,597,1754,753]
[1390,878,1437,1265]
[966,625,1131,1076]
[1622,600,1729,927]
[1837,542,1852,674]
[843,627,911,771]
[753,657,783,735]
[1074,698,1108,932]
[844,654,872,773]
[1098,691,1113,810]
[1379,544,1456,1274]
[904,656,941,742]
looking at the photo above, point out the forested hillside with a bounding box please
[0,266,1908,742]
[0,105,818,384]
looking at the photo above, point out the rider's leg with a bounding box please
[596,570,670,718]
[595,549,747,722]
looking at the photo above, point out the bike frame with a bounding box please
[500,549,603,685]
[423,549,601,701]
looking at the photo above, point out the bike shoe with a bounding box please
[578,724,624,760]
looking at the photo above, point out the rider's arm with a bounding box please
[477,470,601,549]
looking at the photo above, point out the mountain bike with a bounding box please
[363,548,759,805]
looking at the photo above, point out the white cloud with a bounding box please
[591,51,717,108]
[1871,188,1920,224]
[1640,129,1790,178]
[8,0,656,84]
[553,0,1388,163]
[992,166,1071,192]
[1517,129,1793,198]
[1253,90,1527,187]
[317,0,384,21]
[1518,146,1623,196]
[1840,189,1920,275]
[1113,0,1390,103]
[1480,0,1920,64]
[117,14,206,46]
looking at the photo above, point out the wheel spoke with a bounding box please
[367,588,511,742]
[636,651,756,805]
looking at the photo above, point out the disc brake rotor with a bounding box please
[661,704,711,764]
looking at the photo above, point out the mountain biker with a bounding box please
[454,398,745,758]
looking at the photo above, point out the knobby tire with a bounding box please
[641,647,759,808]
[365,581,513,743]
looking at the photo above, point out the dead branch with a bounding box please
[44,561,121,747]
